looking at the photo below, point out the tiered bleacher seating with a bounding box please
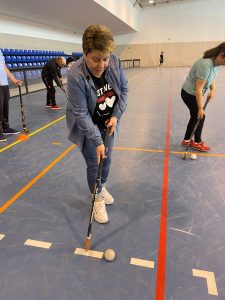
[72,51,83,59]
[0,48,68,69]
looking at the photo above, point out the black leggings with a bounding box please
[42,76,56,105]
[0,85,10,130]
[181,88,205,143]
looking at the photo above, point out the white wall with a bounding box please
[0,14,82,43]
[94,0,140,31]
[115,0,225,44]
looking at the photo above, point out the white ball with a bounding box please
[104,249,116,262]
[190,153,197,160]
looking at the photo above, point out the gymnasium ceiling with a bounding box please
[133,0,187,8]
[0,0,197,36]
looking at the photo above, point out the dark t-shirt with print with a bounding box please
[91,72,118,130]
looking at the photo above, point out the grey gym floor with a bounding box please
[0,67,225,300]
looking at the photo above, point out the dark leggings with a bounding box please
[42,76,56,105]
[0,85,10,130]
[181,88,205,143]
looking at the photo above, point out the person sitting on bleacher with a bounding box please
[0,50,22,142]
[41,56,66,110]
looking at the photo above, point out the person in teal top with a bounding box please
[181,42,225,152]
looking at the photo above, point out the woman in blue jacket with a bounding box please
[66,24,128,224]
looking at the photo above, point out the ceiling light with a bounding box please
[149,0,154,3]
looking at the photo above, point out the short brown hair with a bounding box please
[82,24,115,55]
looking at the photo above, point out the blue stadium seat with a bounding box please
[5,56,12,63]
[37,62,41,66]
[21,56,27,63]
[3,49,10,55]
[6,63,12,68]
[11,56,17,62]
[18,63,23,68]
[36,69,42,76]
[10,49,15,55]
[28,63,33,67]
[23,63,28,67]
[14,71,23,79]
[32,62,37,66]
[12,63,18,68]
[16,56,22,62]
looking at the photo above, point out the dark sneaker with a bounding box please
[51,105,62,110]
[181,139,192,147]
[3,128,20,135]
[191,141,210,152]
[0,131,7,142]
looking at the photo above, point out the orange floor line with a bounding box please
[114,146,163,153]
[0,144,76,214]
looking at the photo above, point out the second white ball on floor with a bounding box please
[190,153,197,160]
[104,249,116,262]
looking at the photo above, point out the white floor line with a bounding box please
[130,257,154,269]
[193,269,218,296]
[74,247,104,259]
[24,239,52,249]
[0,233,6,240]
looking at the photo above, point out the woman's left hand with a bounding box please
[207,89,215,101]
[106,116,117,136]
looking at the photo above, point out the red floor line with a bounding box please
[155,72,173,300]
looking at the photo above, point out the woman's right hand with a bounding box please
[198,107,204,119]
[96,144,106,164]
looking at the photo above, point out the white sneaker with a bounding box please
[101,187,115,205]
[91,187,114,205]
[94,198,109,224]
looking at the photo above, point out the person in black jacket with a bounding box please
[159,51,164,67]
[41,56,66,109]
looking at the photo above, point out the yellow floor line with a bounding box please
[114,147,225,158]
[114,146,163,153]
[171,150,225,158]
[0,144,76,214]
[0,115,65,153]
[52,142,63,146]
[28,115,65,137]
[24,239,52,249]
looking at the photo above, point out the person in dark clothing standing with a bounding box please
[41,56,66,110]
[0,50,22,142]
[159,51,164,67]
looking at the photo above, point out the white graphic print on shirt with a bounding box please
[96,84,116,115]
[92,80,117,128]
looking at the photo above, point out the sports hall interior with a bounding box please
[1,0,225,299]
